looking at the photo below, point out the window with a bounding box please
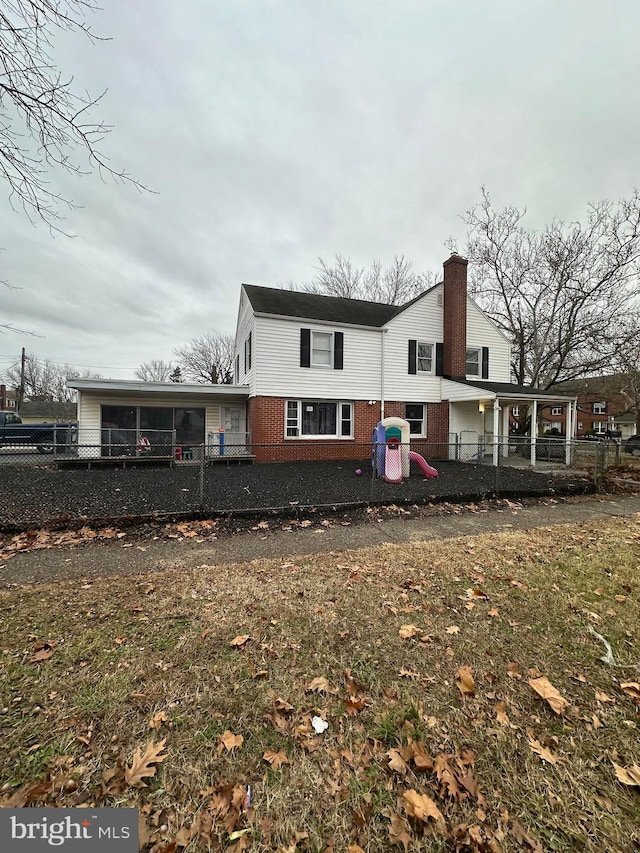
[550,406,563,416]
[285,400,353,438]
[466,348,481,376]
[311,331,333,367]
[417,342,433,373]
[5,412,21,424]
[577,421,583,430]
[405,403,426,436]
[244,332,252,372]
[511,406,520,417]
[592,401,606,414]
[592,421,607,433]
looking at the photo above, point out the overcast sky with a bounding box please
[1,0,639,380]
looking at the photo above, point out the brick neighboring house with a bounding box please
[546,376,640,439]
[234,254,577,464]
[0,384,18,412]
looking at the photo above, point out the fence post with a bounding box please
[198,443,205,510]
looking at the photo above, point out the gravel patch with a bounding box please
[0,458,593,528]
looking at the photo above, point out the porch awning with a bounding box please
[442,379,577,404]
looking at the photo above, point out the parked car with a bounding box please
[625,434,640,457]
[0,411,76,454]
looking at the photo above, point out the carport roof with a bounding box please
[66,379,249,397]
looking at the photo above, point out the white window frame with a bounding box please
[417,342,434,374]
[511,406,519,417]
[550,406,563,416]
[577,421,583,430]
[592,421,607,433]
[592,401,606,415]
[466,347,481,377]
[310,331,334,369]
[405,402,426,437]
[284,400,353,439]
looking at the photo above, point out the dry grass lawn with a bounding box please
[1,516,639,852]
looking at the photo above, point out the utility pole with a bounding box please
[18,346,26,412]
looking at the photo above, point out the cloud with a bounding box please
[1,0,639,376]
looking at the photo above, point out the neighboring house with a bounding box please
[234,254,577,465]
[65,379,249,459]
[18,399,77,424]
[548,376,640,439]
[0,384,18,412]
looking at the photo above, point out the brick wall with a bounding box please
[443,254,468,380]
[248,396,450,462]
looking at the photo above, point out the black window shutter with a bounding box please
[481,346,489,379]
[248,332,252,370]
[435,342,444,376]
[334,332,343,369]
[300,328,311,368]
[408,340,417,375]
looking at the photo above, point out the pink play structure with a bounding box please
[373,417,438,483]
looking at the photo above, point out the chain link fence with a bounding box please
[0,434,618,528]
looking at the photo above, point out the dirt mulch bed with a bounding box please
[0,458,593,529]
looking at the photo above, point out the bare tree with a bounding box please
[2,352,100,400]
[174,334,234,384]
[0,0,148,230]
[135,360,174,382]
[450,188,640,391]
[302,253,435,304]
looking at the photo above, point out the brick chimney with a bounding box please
[0,384,6,410]
[442,254,468,379]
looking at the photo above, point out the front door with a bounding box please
[220,406,247,454]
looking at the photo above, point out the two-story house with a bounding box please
[235,254,577,465]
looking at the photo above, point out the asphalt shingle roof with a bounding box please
[242,284,407,327]
[455,379,577,399]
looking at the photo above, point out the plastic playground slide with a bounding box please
[408,450,438,478]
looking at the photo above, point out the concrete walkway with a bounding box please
[1,493,639,588]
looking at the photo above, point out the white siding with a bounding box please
[383,287,443,401]
[254,315,382,399]
[466,301,511,382]
[235,289,256,389]
[449,401,484,435]
[441,379,495,402]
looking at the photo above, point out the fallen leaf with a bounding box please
[495,702,510,726]
[124,739,168,787]
[388,812,412,851]
[306,677,337,694]
[528,677,569,714]
[445,625,460,635]
[595,690,616,704]
[148,711,167,730]
[217,731,244,753]
[528,737,562,765]
[612,762,640,786]
[263,749,290,770]
[506,661,521,679]
[387,748,409,775]
[399,624,421,639]
[402,789,445,829]
[456,665,476,696]
[230,635,251,648]
[620,682,640,702]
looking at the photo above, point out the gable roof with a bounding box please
[242,283,439,328]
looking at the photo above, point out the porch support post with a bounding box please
[530,398,538,466]
[492,399,500,466]
[565,400,573,465]
[501,404,510,459]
